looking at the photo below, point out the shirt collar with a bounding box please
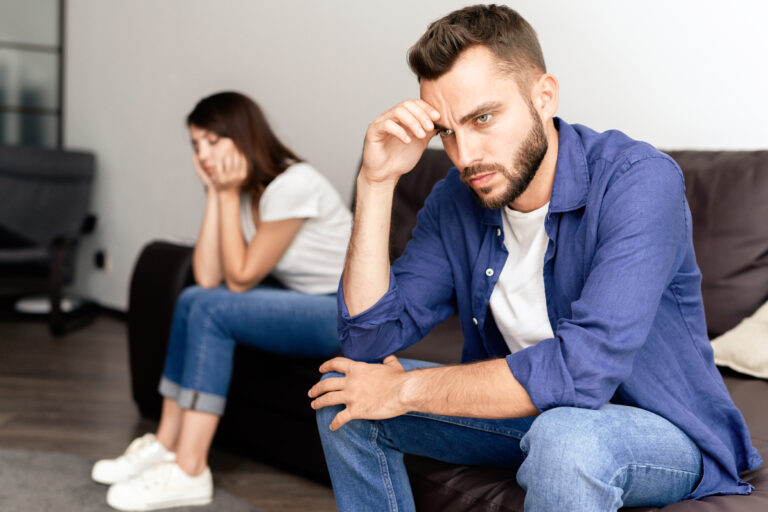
[549,117,590,213]
[480,117,589,225]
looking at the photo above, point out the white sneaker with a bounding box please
[92,433,176,485]
[106,462,213,511]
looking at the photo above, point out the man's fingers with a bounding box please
[392,106,428,139]
[308,376,345,398]
[329,408,353,431]
[414,99,441,121]
[310,391,346,410]
[401,100,436,134]
[380,119,412,144]
[318,356,353,374]
[382,355,404,371]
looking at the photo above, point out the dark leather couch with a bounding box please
[128,148,768,511]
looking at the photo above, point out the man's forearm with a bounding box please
[400,358,539,419]
[342,173,398,316]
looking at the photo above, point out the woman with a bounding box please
[92,91,351,511]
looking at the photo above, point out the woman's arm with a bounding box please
[191,154,224,287]
[217,188,304,292]
[192,191,225,287]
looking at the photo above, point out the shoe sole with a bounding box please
[107,494,213,511]
[91,470,142,486]
[91,471,124,485]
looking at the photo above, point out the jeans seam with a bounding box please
[609,462,702,489]
[369,420,399,512]
[611,462,701,481]
[404,412,528,439]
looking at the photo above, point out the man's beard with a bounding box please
[462,104,548,210]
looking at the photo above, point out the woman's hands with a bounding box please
[211,148,249,193]
[193,146,249,194]
[192,153,214,189]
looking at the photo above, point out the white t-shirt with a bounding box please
[239,162,352,294]
[488,202,554,354]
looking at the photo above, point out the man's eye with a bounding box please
[208,137,220,145]
[477,114,492,124]
[437,128,454,138]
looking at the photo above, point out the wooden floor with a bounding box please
[0,314,337,512]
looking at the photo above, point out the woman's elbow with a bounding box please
[224,277,249,293]
[194,274,222,289]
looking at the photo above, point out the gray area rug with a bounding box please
[0,447,259,511]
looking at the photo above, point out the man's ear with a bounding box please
[532,73,559,120]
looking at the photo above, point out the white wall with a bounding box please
[65,0,768,310]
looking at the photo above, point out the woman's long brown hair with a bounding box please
[187,91,301,194]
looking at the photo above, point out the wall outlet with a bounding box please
[94,250,112,271]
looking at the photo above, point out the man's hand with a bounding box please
[309,355,409,431]
[361,100,441,185]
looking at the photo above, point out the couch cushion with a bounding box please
[667,151,768,337]
[711,300,768,379]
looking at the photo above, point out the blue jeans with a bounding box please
[160,284,340,415]
[316,359,703,512]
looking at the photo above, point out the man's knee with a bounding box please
[520,407,614,481]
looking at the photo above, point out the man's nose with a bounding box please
[453,132,482,171]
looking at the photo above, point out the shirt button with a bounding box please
[496,228,501,237]
[485,268,494,277]
[472,317,478,325]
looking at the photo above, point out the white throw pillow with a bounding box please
[710,300,768,379]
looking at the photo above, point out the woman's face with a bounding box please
[189,124,239,176]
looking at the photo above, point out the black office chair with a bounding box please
[0,144,96,335]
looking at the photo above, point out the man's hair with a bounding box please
[408,4,546,89]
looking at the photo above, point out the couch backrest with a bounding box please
[667,150,768,336]
[387,149,768,338]
[389,149,454,262]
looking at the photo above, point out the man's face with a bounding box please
[420,46,548,209]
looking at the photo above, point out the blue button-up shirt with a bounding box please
[338,118,762,499]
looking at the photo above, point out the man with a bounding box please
[309,5,761,511]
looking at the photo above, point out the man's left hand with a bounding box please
[309,355,409,431]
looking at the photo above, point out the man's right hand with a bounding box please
[360,99,441,185]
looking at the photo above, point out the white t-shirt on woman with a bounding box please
[239,162,352,295]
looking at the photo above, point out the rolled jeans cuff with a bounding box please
[158,377,226,416]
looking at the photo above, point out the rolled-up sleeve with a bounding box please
[507,157,688,411]
[338,179,458,363]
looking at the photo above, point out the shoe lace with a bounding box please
[138,461,177,489]
[120,434,159,463]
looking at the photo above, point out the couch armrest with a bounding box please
[127,240,195,418]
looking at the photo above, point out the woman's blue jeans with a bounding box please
[316,359,703,512]
[159,284,340,416]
